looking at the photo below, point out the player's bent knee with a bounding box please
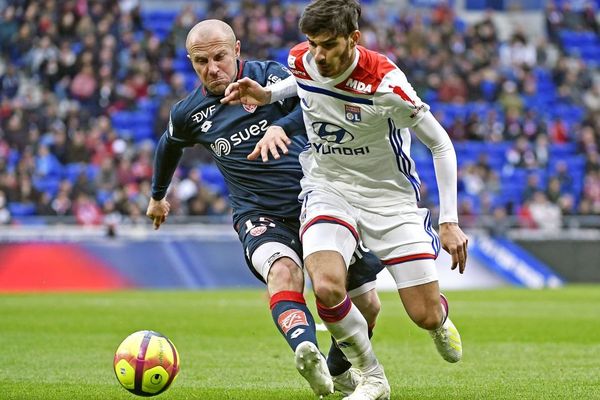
[312,278,347,307]
[267,258,304,293]
[252,242,303,283]
[408,306,443,330]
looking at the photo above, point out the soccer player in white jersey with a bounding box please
[222,1,468,399]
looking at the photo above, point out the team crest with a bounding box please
[249,226,267,236]
[345,105,361,122]
[243,103,257,113]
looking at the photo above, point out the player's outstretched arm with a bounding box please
[439,222,468,274]
[146,197,171,230]
[412,111,468,273]
[247,126,292,162]
[221,77,271,106]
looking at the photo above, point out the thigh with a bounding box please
[238,215,303,283]
[300,188,359,267]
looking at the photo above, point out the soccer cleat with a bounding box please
[342,364,390,400]
[430,317,462,363]
[332,368,361,395]
[295,341,334,398]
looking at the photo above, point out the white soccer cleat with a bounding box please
[295,341,334,398]
[430,317,462,363]
[332,368,361,395]
[342,364,390,400]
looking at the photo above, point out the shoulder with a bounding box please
[287,42,311,80]
[242,59,293,85]
[290,42,310,58]
[169,87,204,139]
[334,47,397,95]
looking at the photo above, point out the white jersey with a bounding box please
[287,43,431,208]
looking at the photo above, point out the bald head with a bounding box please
[185,19,241,95]
[186,19,236,51]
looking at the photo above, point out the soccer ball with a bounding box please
[113,330,180,396]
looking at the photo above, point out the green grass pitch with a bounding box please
[1,286,599,399]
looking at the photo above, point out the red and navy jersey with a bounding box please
[151,59,307,226]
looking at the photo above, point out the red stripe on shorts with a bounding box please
[382,253,436,265]
[300,216,358,242]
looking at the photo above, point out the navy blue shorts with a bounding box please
[237,214,384,291]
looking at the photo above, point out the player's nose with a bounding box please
[207,59,220,74]
[314,47,326,63]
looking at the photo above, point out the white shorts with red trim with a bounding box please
[300,187,441,289]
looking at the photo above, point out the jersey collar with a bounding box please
[305,47,359,86]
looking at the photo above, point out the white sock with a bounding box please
[317,296,379,373]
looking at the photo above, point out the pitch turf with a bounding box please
[1,286,599,399]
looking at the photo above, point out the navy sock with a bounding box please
[327,326,374,376]
[270,291,318,352]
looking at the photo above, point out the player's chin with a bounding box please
[317,67,333,77]
[207,81,229,95]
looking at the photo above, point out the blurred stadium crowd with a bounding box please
[0,0,599,233]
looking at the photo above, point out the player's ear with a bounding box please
[234,40,241,58]
[350,30,361,47]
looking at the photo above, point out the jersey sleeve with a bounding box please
[164,101,194,145]
[263,61,304,136]
[376,68,430,128]
[150,104,192,200]
[263,61,298,113]
[271,103,305,137]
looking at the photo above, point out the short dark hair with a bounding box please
[299,0,361,38]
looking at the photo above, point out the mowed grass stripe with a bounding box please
[1,286,599,399]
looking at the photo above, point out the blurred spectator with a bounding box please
[546,176,563,204]
[487,206,511,237]
[0,63,19,99]
[507,135,537,168]
[553,160,575,193]
[528,190,562,230]
[523,174,542,201]
[73,192,103,225]
[582,170,600,213]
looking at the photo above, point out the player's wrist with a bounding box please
[264,88,273,104]
[439,221,459,229]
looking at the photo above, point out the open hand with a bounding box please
[221,77,271,106]
[247,126,291,162]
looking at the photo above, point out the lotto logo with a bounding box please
[278,309,308,334]
[201,121,213,132]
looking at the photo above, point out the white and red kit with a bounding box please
[272,43,459,287]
